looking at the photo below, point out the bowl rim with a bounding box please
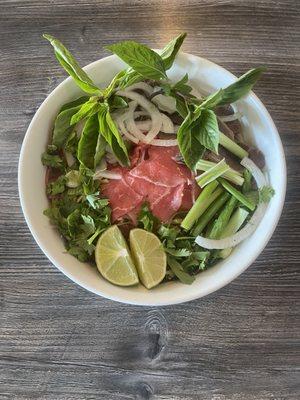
[18,52,287,306]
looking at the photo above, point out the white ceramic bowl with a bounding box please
[18,52,286,306]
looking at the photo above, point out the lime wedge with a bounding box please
[95,225,139,286]
[129,228,166,289]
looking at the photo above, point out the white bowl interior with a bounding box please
[18,53,286,305]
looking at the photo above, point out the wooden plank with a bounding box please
[0,1,299,399]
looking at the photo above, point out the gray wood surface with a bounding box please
[0,1,299,399]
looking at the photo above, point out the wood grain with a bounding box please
[0,1,299,399]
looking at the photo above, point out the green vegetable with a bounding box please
[242,169,253,193]
[94,131,106,169]
[70,99,101,125]
[106,40,167,80]
[219,132,248,159]
[46,175,66,195]
[43,34,102,95]
[41,151,65,170]
[85,192,109,210]
[59,96,89,113]
[118,69,144,90]
[65,170,81,188]
[52,106,82,148]
[209,196,238,239]
[181,181,222,230]
[196,159,244,186]
[216,67,266,106]
[219,178,256,211]
[196,159,230,188]
[167,255,195,285]
[218,207,249,258]
[192,192,230,236]
[174,94,189,118]
[98,106,129,167]
[195,109,220,154]
[77,114,100,169]
[197,89,224,110]
[259,186,275,203]
[160,32,187,70]
[177,111,205,171]
[172,73,193,95]
[164,248,192,258]
[137,204,158,232]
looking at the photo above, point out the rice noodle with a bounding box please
[195,157,268,249]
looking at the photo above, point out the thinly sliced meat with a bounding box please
[130,143,149,167]
[101,144,200,223]
[129,159,186,188]
[150,184,185,221]
[101,169,143,221]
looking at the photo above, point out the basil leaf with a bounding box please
[77,114,99,169]
[118,69,144,90]
[106,40,167,80]
[203,67,266,107]
[198,89,224,109]
[160,32,187,70]
[108,95,128,110]
[103,70,127,98]
[98,106,129,166]
[167,255,195,285]
[195,109,219,154]
[59,96,89,113]
[172,73,192,95]
[94,133,106,169]
[43,34,102,95]
[177,111,205,170]
[52,105,82,148]
[174,95,189,118]
[70,99,101,125]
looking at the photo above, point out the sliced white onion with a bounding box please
[135,120,151,131]
[134,110,149,119]
[160,113,175,133]
[150,138,178,146]
[114,102,140,144]
[64,151,75,167]
[93,170,122,180]
[219,112,243,122]
[151,90,177,113]
[124,101,150,142]
[135,115,175,134]
[125,82,153,96]
[117,90,162,143]
[195,157,268,250]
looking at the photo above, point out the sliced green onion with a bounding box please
[192,192,230,236]
[219,178,256,211]
[218,207,249,258]
[220,132,248,159]
[196,159,230,188]
[181,181,221,231]
[209,196,238,239]
[196,159,244,186]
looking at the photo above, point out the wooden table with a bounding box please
[1,1,299,399]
